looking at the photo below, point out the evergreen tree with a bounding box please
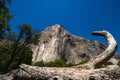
[0,0,41,73]
[6,32,17,41]
[0,0,13,38]
[31,30,41,45]
[3,24,33,73]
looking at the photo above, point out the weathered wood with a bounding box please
[76,30,117,69]
[18,64,90,80]
[1,64,120,80]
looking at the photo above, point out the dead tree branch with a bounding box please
[76,30,117,69]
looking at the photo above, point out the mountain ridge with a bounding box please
[31,24,108,64]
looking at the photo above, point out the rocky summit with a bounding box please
[32,24,106,64]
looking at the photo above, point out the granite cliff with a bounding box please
[32,24,106,64]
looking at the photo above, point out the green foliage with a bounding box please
[76,59,89,65]
[0,44,12,72]
[0,44,11,61]
[0,24,41,73]
[33,59,67,67]
[34,59,79,67]
[2,24,34,73]
[8,61,18,71]
[0,43,11,54]
[46,59,66,67]
[34,61,44,67]
[0,43,32,73]
[8,45,32,71]
[0,0,13,38]
[17,24,33,43]
[6,32,17,41]
[0,0,40,74]
[66,62,74,67]
[14,45,32,65]
[117,60,120,67]
[44,61,53,67]
[31,32,41,45]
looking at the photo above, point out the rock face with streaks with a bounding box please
[32,24,106,64]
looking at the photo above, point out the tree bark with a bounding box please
[17,64,90,80]
[76,30,117,69]
[1,64,120,80]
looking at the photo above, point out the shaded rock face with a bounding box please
[32,24,106,64]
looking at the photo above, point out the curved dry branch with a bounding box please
[76,30,117,69]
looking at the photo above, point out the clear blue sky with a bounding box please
[10,0,120,53]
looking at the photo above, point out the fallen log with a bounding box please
[0,64,120,80]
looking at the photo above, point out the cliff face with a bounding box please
[32,24,106,64]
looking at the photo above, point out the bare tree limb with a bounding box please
[76,30,117,69]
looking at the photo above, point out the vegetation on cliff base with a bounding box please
[33,59,74,67]
[33,59,89,67]
[117,60,120,66]
[33,59,117,68]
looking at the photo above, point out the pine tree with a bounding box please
[0,0,13,38]
[3,24,33,73]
